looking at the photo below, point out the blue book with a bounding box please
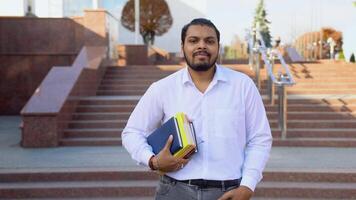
[147,117,183,155]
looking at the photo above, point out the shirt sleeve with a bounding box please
[240,78,273,191]
[121,82,164,167]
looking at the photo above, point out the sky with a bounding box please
[206,0,356,59]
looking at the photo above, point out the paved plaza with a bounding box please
[1,116,356,173]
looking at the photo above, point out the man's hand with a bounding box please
[218,186,253,200]
[152,135,189,172]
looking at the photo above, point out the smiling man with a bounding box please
[122,18,272,200]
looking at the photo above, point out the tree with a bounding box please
[338,51,345,61]
[350,53,355,63]
[253,0,272,48]
[121,0,173,45]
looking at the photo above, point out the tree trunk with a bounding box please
[142,31,155,45]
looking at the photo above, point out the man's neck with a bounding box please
[187,64,216,93]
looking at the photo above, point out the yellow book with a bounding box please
[173,112,197,159]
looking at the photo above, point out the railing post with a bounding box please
[278,84,287,139]
[268,55,275,105]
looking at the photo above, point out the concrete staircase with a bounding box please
[3,62,356,199]
[60,62,356,147]
[1,170,355,199]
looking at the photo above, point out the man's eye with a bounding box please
[189,39,198,43]
[206,40,216,45]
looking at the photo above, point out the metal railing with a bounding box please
[247,29,296,139]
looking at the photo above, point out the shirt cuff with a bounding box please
[140,150,155,167]
[240,175,258,191]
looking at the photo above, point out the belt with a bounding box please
[162,175,241,189]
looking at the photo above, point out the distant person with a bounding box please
[122,18,272,200]
[327,37,336,60]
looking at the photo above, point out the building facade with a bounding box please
[0,0,207,52]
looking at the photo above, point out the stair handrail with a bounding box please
[247,29,296,139]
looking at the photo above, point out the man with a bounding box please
[122,18,272,200]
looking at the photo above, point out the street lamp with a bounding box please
[135,0,140,44]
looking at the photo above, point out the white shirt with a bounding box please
[122,64,272,191]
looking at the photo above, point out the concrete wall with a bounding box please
[0,18,82,114]
[0,10,117,114]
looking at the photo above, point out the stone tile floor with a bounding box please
[1,116,356,172]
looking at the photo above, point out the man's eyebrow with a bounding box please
[186,36,217,40]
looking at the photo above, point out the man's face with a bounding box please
[182,25,219,72]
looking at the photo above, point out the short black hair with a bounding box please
[181,18,220,44]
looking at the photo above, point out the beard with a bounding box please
[183,50,218,72]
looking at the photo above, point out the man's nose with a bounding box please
[197,40,207,49]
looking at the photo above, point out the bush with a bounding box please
[338,51,345,61]
[350,53,355,63]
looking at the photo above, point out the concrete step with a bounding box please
[73,97,356,106]
[72,113,131,120]
[67,120,127,129]
[0,170,157,182]
[286,89,356,95]
[265,105,356,112]
[267,112,356,120]
[103,71,173,76]
[290,85,356,89]
[72,111,356,121]
[103,74,169,79]
[98,85,150,90]
[76,105,135,113]
[272,128,356,138]
[77,100,139,106]
[60,137,356,147]
[255,181,356,199]
[63,128,122,138]
[0,180,156,199]
[1,170,355,184]
[100,80,155,85]
[74,103,356,113]
[292,78,356,82]
[59,137,122,146]
[284,98,356,105]
[283,120,356,129]
[273,138,356,147]
[238,88,355,95]
[1,170,356,199]
[97,90,146,96]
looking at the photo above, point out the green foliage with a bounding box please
[350,53,355,63]
[223,46,238,59]
[338,51,345,61]
[253,0,272,48]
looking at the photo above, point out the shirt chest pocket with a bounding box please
[213,108,244,139]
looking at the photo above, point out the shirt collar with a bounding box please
[182,64,229,85]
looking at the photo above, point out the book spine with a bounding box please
[175,113,188,147]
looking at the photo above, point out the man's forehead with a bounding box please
[185,25,217,39]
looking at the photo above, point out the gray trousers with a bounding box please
[155,176,240,200]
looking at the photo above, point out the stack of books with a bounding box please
[147,112,198,159]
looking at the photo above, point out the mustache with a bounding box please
[193,51,210,57]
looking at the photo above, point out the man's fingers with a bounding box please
[217,190,233,200]
[163,135,173,151]
[179,158,189,165]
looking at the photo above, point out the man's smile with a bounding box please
[193,51,210,59]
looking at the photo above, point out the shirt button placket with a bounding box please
[201,95,209,177]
